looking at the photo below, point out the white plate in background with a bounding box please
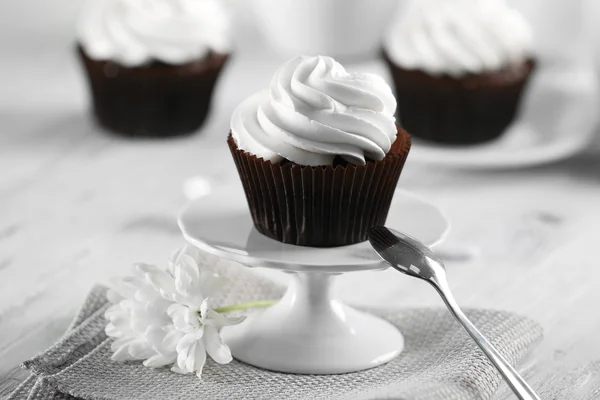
[407,62,600,170]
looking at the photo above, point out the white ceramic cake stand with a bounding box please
[178,184,449,374]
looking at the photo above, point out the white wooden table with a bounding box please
[2,1,600,398]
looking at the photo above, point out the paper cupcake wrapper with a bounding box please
[227,129,411,247]
[384,52,535,145]
[78,47,228,137]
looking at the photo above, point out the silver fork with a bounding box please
[368,226,541,400]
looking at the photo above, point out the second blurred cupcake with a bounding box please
[384,0,535,145]
[77,0,231,137]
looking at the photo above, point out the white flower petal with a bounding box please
[169,247,186,263]
[162,327,185,351]
[168,304,199,332]
[168,308,185,324]
[111,336,134,351]
[104,305,125,321]
[227,315,247,326]
[111,345,135,362]
[174,267,193,297]
[172,261,207,308]
[143,353,176,368]
[105,323,122,338]
[180,255,201,282]
[144,302,171,325]
[194,328,205,340]
[177,344,190,371]
[169,246,200,276]
[174,331,207,376]
[159,288,181,303]
[203,326,232,364]
[181,244,202,262]
[195,352,207,378]
[167,252,182,277]
[205,309,246,327]
[191,341,207,373]
[169,245,195,265]
[170,366,189,375]
[109,317,131,334]
[185,343,197,372]
[167,303,187,315]
[131,314,151,334]
[128,341,156,359]
[107,274,142,300]
[136,263,177,297]
[135,284,166,305]
[119,299,135,312]
[176,331,203,354]
[144,326,166,347]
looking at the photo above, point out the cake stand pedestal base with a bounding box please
[222,271,403,374]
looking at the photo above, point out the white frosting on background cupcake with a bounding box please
[77,0,231,67]
[231,56,398,166]
[384,0,534,77]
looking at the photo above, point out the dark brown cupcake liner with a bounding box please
[383,51,535,145]
[78,46,228,137]
[227,128,411,247]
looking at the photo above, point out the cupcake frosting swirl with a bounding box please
[231,56,397,166]
[77,0,231,66]
[384,0,534,77]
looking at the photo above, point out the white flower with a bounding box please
[167,299,244,377]
[105,270,175,367]
[104,245,245,378]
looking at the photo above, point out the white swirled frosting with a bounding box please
[231,56,398,166]
[384,0,534,77]
[77,0,231,66]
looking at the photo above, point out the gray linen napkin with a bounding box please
[9,259,542,400]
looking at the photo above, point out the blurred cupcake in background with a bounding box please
[77,0,231,137]
[383,0,535,145]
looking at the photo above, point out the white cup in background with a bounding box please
[252,0,400,60]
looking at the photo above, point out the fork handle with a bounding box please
[432,279,541,400]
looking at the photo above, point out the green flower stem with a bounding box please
[214,300,277,314]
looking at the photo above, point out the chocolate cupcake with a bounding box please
[383,0,535,145]
[76,0,231,137]
[228,56,411,247]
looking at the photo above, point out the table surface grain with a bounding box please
[2,1,600,399]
